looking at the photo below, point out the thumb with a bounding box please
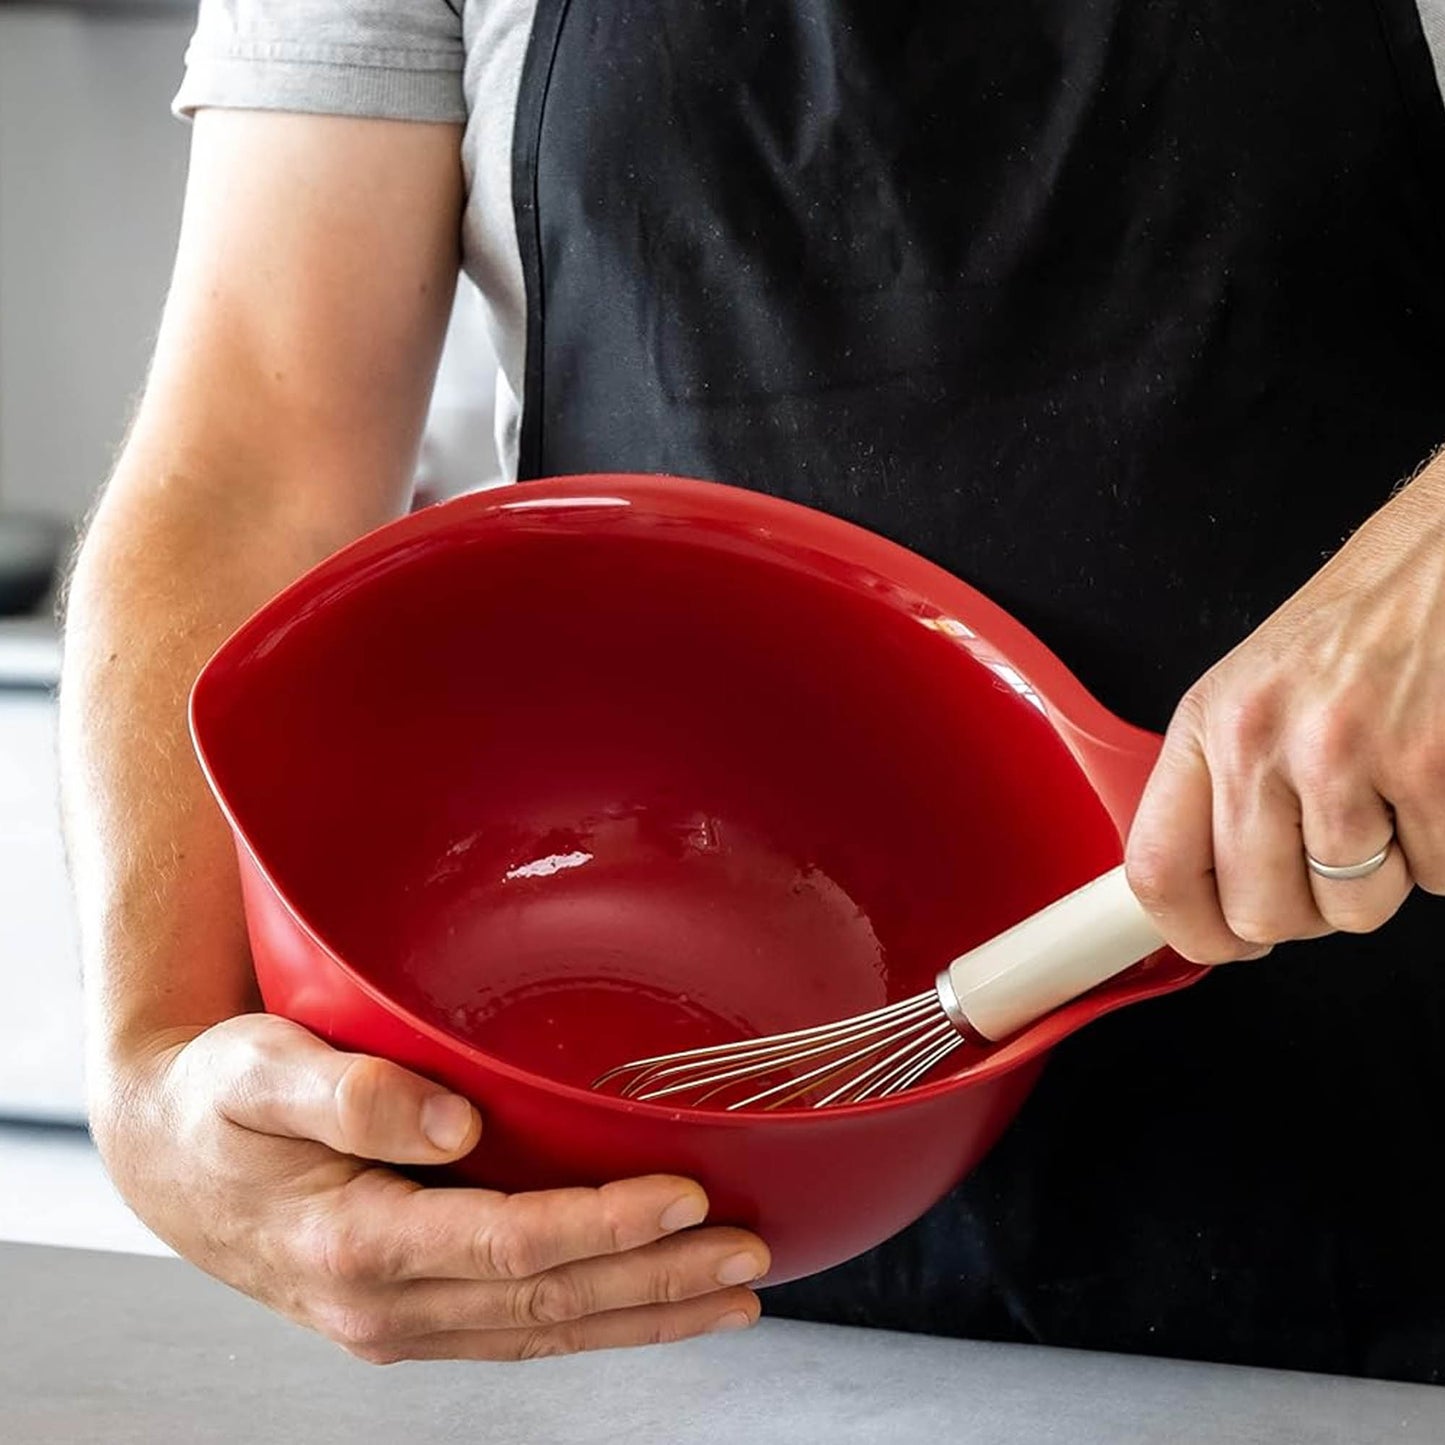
[205,1014,481,1165]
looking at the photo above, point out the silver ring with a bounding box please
[1305,839,1394,882]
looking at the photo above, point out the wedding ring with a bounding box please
[1304,839,1394,882]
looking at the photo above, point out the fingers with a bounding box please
[375,1173,718,1281]
[358,1290,763,1364]
[1395,797,1445,896]
[296,1168,768,1363]
[1125,712,1262,964]
[1209,761,1325,948]
[1385,742,1445,894]
[199,1016,772,1368]
[381,1228,769,1336]
[1295,779,1410,933]
[208,1014,480,1165]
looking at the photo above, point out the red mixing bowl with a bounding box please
[190,473,1202,1285]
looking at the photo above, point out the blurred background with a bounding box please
[0,0,501,1251]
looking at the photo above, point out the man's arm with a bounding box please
[60,109,767,1362]
[63,110,463,1076]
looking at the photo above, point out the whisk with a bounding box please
[592,865,1164,1110]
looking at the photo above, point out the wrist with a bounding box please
[86,1021,201,1150]
[1327,445,1445,581]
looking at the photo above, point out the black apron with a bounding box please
[512,0,1445,1381]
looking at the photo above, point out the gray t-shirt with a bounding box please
[173,0,1445,484]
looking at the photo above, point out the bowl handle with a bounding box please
[1041,703,1163,844]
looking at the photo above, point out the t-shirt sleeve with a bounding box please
[173,0,466,125]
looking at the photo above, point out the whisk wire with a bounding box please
[603,1020,907,1104]
[850,1025,965,1103]
[824,1017,963,1106]
[596,993,936,1093]
[593,984,966,1111]
[807,1014,955,1109]
[592,991,939,1094]
[722,1008,947,1111]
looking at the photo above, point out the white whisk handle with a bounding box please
[937,864,1164,1043]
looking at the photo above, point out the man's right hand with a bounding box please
[100,1013,769,1362]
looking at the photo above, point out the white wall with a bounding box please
[0,6,500,1129]
[0,7,501,524]
[0,7,195,522]
[0,672,85,1122]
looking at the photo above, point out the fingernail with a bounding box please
[715,1252,765,1286]
[708,1310,754,1333]
[659,1194,707,1232]
[421,1094,474,1151]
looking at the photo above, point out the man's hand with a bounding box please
[104,1015,768,1362]
[1125,452,1445,963]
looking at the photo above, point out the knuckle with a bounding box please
[1170,936,1255,966]
[345,1340,408,1367]
[517,1326,574,1362]
[1222,914,1289,948]
[292,1220,336,1278]
[1162,941,1216,966]
[331,1055,392,1147]
[592,1185,635,1254]
[305,1222,380,1287]
[1173,684,1210,730]
[1293,708,1366,790]
[1209,689,1280,772]
[642,1312,689,1347]
[1124,845,1176,914]
[327,1238,378,1288]
[474,1218,543,1282]
[313,1299,393,1352]
[646,1264,692,1307]
[510,1271,588,1328]
[1318,900,1392,935]
[220,1029,283,1114]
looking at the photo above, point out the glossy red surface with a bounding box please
[191,474,1203,1284]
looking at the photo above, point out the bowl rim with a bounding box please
[190,472,1204,1127]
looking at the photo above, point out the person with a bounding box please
[58,0,1445,1381]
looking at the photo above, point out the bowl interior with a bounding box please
[196,492,1125,1093]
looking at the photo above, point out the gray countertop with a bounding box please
[2,1242,1443,1444]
